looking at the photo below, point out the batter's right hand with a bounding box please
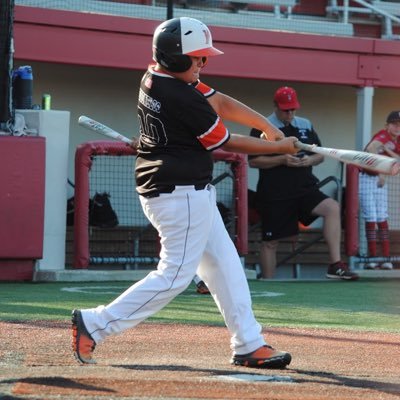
[275,136,299,155]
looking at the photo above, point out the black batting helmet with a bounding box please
[152,17,223,73]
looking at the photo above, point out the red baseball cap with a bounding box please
[274,86,300,110]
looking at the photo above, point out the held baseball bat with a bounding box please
[79,118,400,176]
[78,115,133,144]
[295,141,400,176]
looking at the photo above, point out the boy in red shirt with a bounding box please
[359,111,400,269]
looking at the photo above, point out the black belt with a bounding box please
[143,183,208,198]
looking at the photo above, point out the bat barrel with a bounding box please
[293,140,400,176]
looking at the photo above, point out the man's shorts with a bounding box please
[259,189,328,241]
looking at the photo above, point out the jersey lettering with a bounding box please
[138,89,161,113]
[138,105,168,145]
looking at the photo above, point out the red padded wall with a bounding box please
[0,136,45,280]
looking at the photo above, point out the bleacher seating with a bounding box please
[371,1,400,16]
[227,0,297,17]
[16,0,355,37]
[16,0,400,39]
[66,226,159,269]
[327,0,400,39]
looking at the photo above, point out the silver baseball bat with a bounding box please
[79,117,400,176]
[78,115,133,144]
[295,141,400,176]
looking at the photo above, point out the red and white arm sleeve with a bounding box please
[197,117,229,150]
[193,80,216,98]
[192,80,229,150]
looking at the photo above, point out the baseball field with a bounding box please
[0,278,399,399]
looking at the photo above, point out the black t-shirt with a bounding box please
[135,67,229,197]
[250,114,321,202]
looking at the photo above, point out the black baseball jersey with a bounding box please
[250,113,321,202]
[135,67,229,197]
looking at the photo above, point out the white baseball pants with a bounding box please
[358,173,388,222]
[81,185,265,354]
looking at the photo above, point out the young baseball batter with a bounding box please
[359,111,400,269]
[72,17,298,369]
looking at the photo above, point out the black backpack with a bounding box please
[89,192,119,228]
[67,191,119,228]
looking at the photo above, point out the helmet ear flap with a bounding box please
[154,49,192,73]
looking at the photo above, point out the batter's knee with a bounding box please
[314,197,340,218]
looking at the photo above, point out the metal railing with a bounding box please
[15,0,354,37]
[327,0,400,39]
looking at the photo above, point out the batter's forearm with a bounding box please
[209,93,284,140]
[222,134,297,155]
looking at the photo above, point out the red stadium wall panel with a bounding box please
[0,136,45,280]
[13,6,400,88]
[72,141,248,269]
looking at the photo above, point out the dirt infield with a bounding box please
[0,320,399,400]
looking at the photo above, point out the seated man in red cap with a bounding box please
[249,86,359,281]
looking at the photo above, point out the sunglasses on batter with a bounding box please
[192,56,208,67]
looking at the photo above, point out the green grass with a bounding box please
[0,279,399,333]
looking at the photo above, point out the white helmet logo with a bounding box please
[203,29,211,45]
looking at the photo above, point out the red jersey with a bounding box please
[365,129,400,156]
[360,129,400,175]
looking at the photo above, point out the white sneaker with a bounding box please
[365,262,379,269]
[380,262,393,270]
